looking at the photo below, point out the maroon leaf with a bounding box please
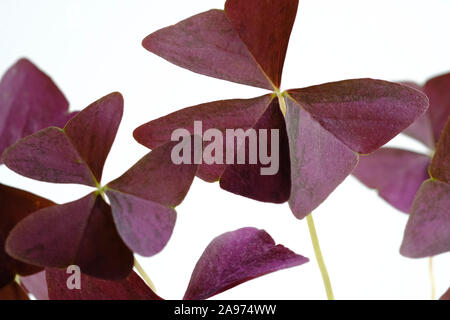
[400,180,450,258]
[353,148,430,213]
[143,10,272,89]
[441,288,450,300]
[0,282,29,300]
[0,58,73,159]
[424,72,450,143]
[106,141,197,256]
[220,99,291,203]
[0,184,53,288]
[2,127,96,186]
[106,191,177,257]
[287,79,429,154]
[64,92,123,183]
[6,193,134,280]
[286,99,358,219]
[20,271,48,300]
[46,269,162,300]
[183,227,308,300]
[224,0,299,88]
[430,118,450,184]
[134,95,273,182]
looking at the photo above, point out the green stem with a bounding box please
[134,258,157,292]
[306,213,335,300]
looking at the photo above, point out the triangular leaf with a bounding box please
[286,100,358,219]
[400,180,450,258]
[143,10,272,89]
[183,227,308,300]
[224,0,298,88]
[353,148,430,213]
[0,59,73,158]
[287,79,429,154]
[430,118,450,183]
[20,271,48,300]
[424,72,450,143]
[6,193,133,280]
[220,99,291,203]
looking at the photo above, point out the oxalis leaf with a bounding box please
[137,0,429,219]
[400,118,450,258]
[39,228,307,300]
[2,92,198,280]
[353,73,450,214]
[0,184,53,289]
[0,58,78,160]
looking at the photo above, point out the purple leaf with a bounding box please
[106,141,198,256]
[0,282,29,300]
[400,180,450,258]
[353,148,430,213]
[0,184,53,288]
[134,95,273,182]
[20,271,49,300]
[287,79,429,154]
[430,118,450,184]
[441,288,450,300]
[106,191,177,257]
[143,10,272,89]
[425,72,450,143]
[108,141,198,207]
[183,227,308,300]
[2,127,96,186]
[6,193,134,280]
[64,92,123,183]
[0,59,72,159]
[220,99,292,203]
[224,0,299,88]
[46,269,162,300]
[286,99,359,219]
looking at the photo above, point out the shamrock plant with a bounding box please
[22,228,308,300]
[134,0,429,298]
[2,92,199,281]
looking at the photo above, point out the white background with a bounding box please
[1,0,449,300]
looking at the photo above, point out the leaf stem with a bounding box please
[275,89,287,116]
[306,213,335,300]
[429,257,436,300]
[134,258,157,292]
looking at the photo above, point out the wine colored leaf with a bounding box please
[20,271,48,300]
[46,269,162,300]
[424,72,450,143]
[2,127,96,187]
[401,82,435,148]
[220,99,291,203]
[183,227,308,300]
[0,58,71,159]
[400,180,450,258]
[287,79,429,154]
[286,99,359,219]
[6,193,133,280]
[430,119,450,183]
[107,190,176,257]
[0,282,29,300]
[64,92,123,183]
[134,95,273,182]
[353,148,430,213]
[108,141,198,207]
[143,10,272,89]
[441,288,450,300]
[0,184,53,288]
[224,0,298,88]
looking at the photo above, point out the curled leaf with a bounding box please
[183,227,308,300]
